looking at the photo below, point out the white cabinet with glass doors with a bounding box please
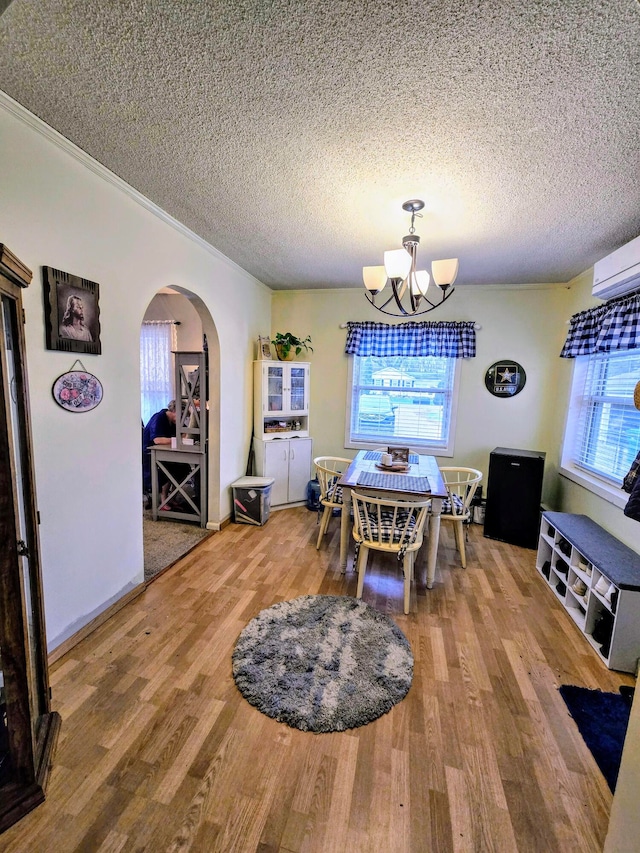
[253,360,310,440]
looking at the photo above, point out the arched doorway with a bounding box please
[139,287,220,578]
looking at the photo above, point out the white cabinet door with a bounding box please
[260,438,312,505]
[254,361,311,440]
[288,365,309,414]
[264,440,290,506]
[260,362,310,416]
[264,363,286,415]
[287,438,313,503]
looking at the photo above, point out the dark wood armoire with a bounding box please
[0,244,60,832]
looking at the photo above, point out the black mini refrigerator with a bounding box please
[484,447,545,548]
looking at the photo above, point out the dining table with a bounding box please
[337,449,448,589]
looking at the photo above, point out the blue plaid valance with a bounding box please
[560,292,640,358]
[344,321,476,358]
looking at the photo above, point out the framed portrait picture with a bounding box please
[257,335,273,360]
[43,266,101,355]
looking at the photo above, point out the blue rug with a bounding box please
[559,685,634,791]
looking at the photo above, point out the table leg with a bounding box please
[151,456,159,521]
[426,497,442,589]
[340,486,352,572]
[198,462,207,528]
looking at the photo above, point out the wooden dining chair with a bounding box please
[438,467,483,568]
[351,490,431,614]
[314,456,352,549]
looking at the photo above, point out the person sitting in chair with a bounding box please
[142,400,177,507]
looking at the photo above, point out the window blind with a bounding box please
[574,349,640,484]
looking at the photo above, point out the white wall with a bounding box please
[0,95,271,649]
[272,282,575,508]
[143,293,203,353]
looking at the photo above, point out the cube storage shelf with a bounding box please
[537,511,640,672]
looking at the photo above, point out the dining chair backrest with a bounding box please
[439,467,483,519]
[351,490,431,613]
[314,456,352,504]
[437,467,483,569]
[351,491,431,553]
[313,456,352,549]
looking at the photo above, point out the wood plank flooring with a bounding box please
[2,508,634,852]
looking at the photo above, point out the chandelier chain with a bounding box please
[408,210,422,235]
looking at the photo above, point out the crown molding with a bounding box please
[0,90,269,291]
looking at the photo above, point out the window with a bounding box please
[343,320,474,453]
[346,354,460,453]
[561,348,640,498]
[140,321,176,425]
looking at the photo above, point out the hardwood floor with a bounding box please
[3,508,634,852]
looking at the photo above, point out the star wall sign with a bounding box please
[484,360,526,398]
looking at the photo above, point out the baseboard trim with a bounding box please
[207,515,232,531]
[47,583,146,665]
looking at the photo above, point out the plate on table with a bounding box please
[375,462,410,473]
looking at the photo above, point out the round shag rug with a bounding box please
[232,594,413,732]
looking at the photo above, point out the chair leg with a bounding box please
[316,506,331,549]
[355,546,369,599]
[455,520,467,568]
[402,552,413,615]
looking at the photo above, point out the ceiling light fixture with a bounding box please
[362,199,459,317]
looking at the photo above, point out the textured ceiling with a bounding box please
[1,0,639,290]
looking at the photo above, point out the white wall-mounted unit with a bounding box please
[592,233,640,300]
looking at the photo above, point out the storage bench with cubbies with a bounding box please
[537,511,640,672]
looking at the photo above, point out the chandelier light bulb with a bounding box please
[384,248,412,280]
[431,258,459,289]
[362,265,387,295]
[412,269,430,296]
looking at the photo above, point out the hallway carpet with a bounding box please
[143,510,212,581]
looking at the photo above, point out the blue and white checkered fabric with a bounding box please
[441,493,464,515]
[356,506,417,544]
[560,292,640,358]
[344,321,476,358]
[357,472,430,492]
[326,480,344,505]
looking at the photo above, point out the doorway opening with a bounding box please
[140,287,220,580]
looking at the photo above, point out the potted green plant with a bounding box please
[272,332,313,361]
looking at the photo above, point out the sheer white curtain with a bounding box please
[140,321,177,425]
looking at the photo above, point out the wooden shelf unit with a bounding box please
[150,351,207,526]
[537,511,640,672]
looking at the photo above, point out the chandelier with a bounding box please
[362,199,459,317]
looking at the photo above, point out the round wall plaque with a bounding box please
[484,360,526,398]
[52,368,103,412]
